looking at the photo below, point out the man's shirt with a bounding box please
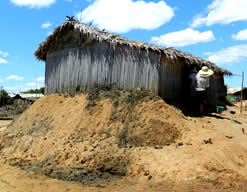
[196,74,209,91]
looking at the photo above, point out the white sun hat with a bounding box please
[198,66,214,77]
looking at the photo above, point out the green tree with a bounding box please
[0,88,9,106]
[40,87,45,94]
[21,87,45,94]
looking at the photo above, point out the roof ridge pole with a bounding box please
[0,86,2,106]
[240,71,244,115]
[79,9,82,22]
[36,73,38,100]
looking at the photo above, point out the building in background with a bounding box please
[8,93,44,106]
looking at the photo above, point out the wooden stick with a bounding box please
[240,71,244,114]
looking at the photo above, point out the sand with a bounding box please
[0,89,247,191]
[0,120,12,131]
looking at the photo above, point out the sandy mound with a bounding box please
[0,89,184,184]
[1,89,247,190]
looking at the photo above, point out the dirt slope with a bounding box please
[0,89,183,182]
[0,89,247,191]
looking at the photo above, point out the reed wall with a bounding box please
[45,41,160,94]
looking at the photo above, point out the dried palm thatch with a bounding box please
[34,20,232,75]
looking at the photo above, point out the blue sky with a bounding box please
[0,0,246,93]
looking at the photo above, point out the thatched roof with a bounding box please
[35,20,232,75]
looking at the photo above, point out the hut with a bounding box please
[232,88,247,100]
[35,19,232,112]
[8,93,44,106]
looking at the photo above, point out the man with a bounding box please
[196,66,214,115]
[189,66,198,97]
[188,66,198,112]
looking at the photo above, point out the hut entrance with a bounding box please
[185,65,200,113]
[158,55,203,115]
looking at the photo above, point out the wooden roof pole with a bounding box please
[240,71,244,115]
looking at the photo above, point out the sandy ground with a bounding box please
[1,159,247,192]
[0,91,247,192]
[0,120,12,132]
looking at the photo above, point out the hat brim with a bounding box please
[198,69,214,77]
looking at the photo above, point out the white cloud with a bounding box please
[27,82,36,86]
[0,58,8,64]
[206,44,247,65]
[41,22,52,29]
[191,0,247,28]
[10,0,56,8]
[0,51,8,57]
[6,75,24,81]
[232,29,247,40]
[77,0,174,33]
[4,86,19,91]
[35,77,45,82]
[150,28,215,47]
[26,82,43,90]
[4,84,43,93]
[26,77,44,88]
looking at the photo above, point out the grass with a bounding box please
[225,95,235,106]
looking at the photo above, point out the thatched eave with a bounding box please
[34,20,232,76]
